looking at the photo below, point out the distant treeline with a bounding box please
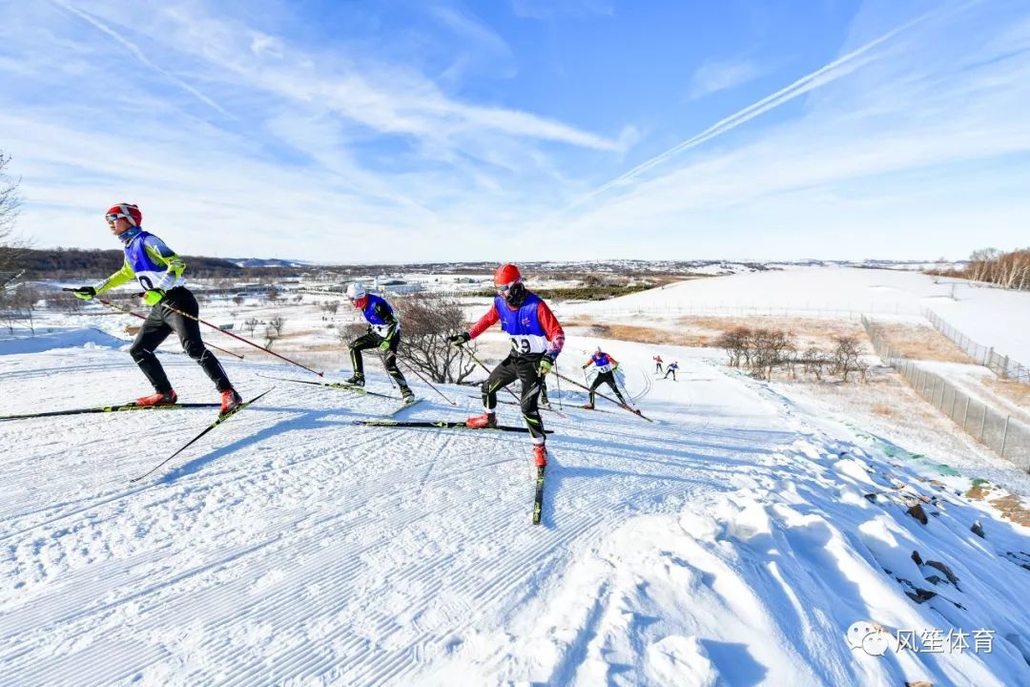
[929,248,1030,291]
[6,247,247,279]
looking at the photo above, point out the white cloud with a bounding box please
[688,58,765,99]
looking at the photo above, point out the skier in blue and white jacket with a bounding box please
[343,283,414,403]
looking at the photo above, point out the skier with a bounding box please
[582,347,630,409]
[664,361,680,381]
[653,354,663,373]
[446,263,564,468]
[71,203,242,413]
[343,283,415,403]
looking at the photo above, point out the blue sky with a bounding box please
[1,0,1028,263]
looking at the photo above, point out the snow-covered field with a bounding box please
[564,268,1030,370]
[2,324,1029,686]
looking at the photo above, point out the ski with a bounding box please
[128,388,275,483]
[0,402,221,422]
[465,395,568,418]
[385,397,424,417]
[532,465,546,525]
[354,419,553,434]
[577,403,650,420]
[257,373,397,399]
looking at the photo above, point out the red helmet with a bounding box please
[494,263,522,288]
[105,203,142,227]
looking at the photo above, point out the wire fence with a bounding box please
[862,316,1030,471]
[922,308,1029,384]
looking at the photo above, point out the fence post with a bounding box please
[1001,355,1009,380]
[962,396,970,431]
[986,346,993,368]
[1000,416,1010,457]
[979,406,987,441]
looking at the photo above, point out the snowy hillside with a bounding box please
[2,332,1028,686]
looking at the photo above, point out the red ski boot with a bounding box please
[533,444,548,468]
[135,389,177,407]
[466,412,497,429]
[220,388,243,415]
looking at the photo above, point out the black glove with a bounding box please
[447,332,471,348]
[72,286,96,300]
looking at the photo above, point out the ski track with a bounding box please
[3,345,1026,685]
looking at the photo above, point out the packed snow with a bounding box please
[2,322,1028,685]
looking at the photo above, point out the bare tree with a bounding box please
[264,325,279,350]
[394,294,479,383]
[320,300,340,316]
[268,315,286,337]
[831,336,863,382]
[266,285,280,303]
[244,317,260,336]
[0,151,24,280]
[716,326,751,368]
[232,294,245,306]
[803,346,829,381]
[15,284,40,335]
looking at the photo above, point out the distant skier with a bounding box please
[582,347,630,409]
[343,283,415,403]
[664,361,679,381]
[447,263,564,468]
[653,354,663,373]
[71,203,242,414]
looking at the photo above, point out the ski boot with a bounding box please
[533,444,548,468]
[581,402,595,410]
[344,373,365,387]
[135,389,177,407]
[401,387,417,405]
[466,412,497,429]
[622,403,642,416]
[220,388,243,415]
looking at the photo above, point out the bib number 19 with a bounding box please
[510,337,532,354]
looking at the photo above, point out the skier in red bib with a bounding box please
[447,264,564,468]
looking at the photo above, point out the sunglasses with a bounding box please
[496,281,518,293]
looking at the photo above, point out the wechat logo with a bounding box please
[847,621,892,656]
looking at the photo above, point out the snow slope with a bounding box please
[1,334,1028,686]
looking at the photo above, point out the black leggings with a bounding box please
[481,354,546,442]
[349,330,409,389]
[129,287,232,393]
[590,370,625,404]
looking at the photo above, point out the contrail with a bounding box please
[574,7,940,207]
[52,0,233,118]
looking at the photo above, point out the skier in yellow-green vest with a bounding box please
[71,203,242,414]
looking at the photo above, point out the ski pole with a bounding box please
[461,346,523,404]
[66,289,322,376]
[553,370,653,422]
[156,300,323,376]
[553,361,564,410]
[64,289,244,359]
[397,357,457,406]
[203,341,244,360]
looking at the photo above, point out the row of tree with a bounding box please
[932,248,1030,291]
[716,327,868,382]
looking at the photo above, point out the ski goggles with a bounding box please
[496,280,519,294]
